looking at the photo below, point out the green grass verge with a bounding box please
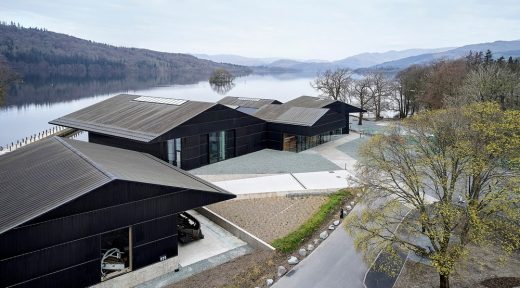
[272,189,351,253]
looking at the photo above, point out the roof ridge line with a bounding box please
[140,153,233,195]
[149,103,219,142]
[54,137,116,180]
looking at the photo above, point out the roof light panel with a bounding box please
[237,97,261,101]
[133,96,188,106]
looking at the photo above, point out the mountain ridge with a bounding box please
[371,39,520,70]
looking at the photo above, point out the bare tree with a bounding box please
[209,68,235,84]
[350,77,372,125]
[311,68,353,103]
[394,65,428,118]
[367,72,391,119]
[453,62,520,109]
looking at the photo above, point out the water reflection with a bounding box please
[210,82,235,95]
[2,75,210,108]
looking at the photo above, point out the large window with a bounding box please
[283,129,342,152]
[208,130,234,164]
[167,138,182,167]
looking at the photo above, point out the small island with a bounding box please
[209,68,235,95]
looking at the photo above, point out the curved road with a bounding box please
[273,215,368,288]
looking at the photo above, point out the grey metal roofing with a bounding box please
[253,104,329,126]
[284,96,336,108]
[217,96,282,109]
[284,95,367,113]
[0,137,234,234]
[49,94,217,142]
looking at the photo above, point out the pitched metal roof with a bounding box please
[284,95,367,113]
[217,96,282,109]
[50,94,216,142]
[0,137,234,234]
[61,138,229,193]
[253,104,329,126]
[284,95,336,108]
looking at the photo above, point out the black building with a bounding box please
[51,94,365,169]
[0,137,235,287]
[253,104,345,151]
[50,94,266,170]
[284,95,367,134]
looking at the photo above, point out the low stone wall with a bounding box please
[195,207,275,251]
[231,188,340,200]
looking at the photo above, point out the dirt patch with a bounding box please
[169,250,286,288]
[481,277,520,288]
[208,196,329,242]
[170,193,356,288]
[394,245,520,288]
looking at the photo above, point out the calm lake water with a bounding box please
[0,74,317,146]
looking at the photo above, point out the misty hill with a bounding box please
[197,48,454,72]
[331,47,453,69]
[257,48,456,73]
[371,40,520,70]
[193,53,282,66]
[0,23,251,82]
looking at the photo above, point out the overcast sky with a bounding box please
[1,0,519,60]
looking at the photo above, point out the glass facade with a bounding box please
[209,130,228,164]
[283,128,342,152]
[167,138,182,167]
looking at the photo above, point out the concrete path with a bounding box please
[301,133,363,171]
[212,170,355,196]
[178,210,246,267]
[273,217,368,288]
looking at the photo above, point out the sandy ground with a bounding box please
[208,196,328,243]
[394,245,520,288]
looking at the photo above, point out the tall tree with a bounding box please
[346,103,520,288]
[367,72,391,119]
[349,77,372,125]
[311,68,353,103]
[394,65,428,118]
[420,59,468,109]
[455,62,520,109]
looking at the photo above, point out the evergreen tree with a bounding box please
[484,49,493,65]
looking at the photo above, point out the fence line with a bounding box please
[0,126,73,153]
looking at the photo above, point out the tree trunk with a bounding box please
[358,112,363,125]
[439,274,450,288]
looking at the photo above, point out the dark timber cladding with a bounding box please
[254,104,345,150]
[50,94,266,170]
[0,137,235,288]
[284,95,367,134]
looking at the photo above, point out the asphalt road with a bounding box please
[272,219,368,288]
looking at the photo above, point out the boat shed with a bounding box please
[0,137,235,287]
[50,94,266,170]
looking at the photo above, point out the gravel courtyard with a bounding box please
[190,149,340,175]
[207,196,328,243]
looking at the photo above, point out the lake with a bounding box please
[0,74,318,146]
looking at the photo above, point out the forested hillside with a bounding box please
[0,22,251,82]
